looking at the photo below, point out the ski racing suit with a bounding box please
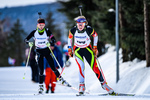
[25,28,61,84]
[68,26,114,93]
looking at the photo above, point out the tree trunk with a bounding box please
[119,3,129,62]
[144,0,150,67]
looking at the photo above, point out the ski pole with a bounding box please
[58,58,70,78]
[47,45,65,80]
[23,46,32,79]
[48,46,62,69]
[96,58,106,81]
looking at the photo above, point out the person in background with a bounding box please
[25,47,39,83]
[44,43,63,93]
[63,42,71,67]
[63,42,69,62]
[30,47,39,83]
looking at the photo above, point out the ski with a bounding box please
[76,94,85,96]
[53,82,90,94]
[34,93,44,95]
[53,82,134,96]
[76,93,135,96]
[98,93,135,96]
[53,82,78,91]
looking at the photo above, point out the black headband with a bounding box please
[37,18,45,24]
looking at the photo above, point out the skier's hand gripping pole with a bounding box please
[93,46,98,58]
[23,42,33,79]
[68,48,73,57]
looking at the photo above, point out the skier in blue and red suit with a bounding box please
[68,16,115,95]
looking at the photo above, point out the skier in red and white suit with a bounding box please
[68,16,115,95]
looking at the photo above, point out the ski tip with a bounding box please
[76,94,85,96]
[115,93,135,96]
[98,93,135,96]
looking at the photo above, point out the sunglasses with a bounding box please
[76,22,86,26]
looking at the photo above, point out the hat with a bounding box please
[37,18,45,24]
[56,41,61,46]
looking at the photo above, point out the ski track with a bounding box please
[1,93,150,100]
[0,46,150,100]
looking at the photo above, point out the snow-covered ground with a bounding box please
[0,45,150,100]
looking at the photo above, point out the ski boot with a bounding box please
[45,89,49,93]
[101,82,114,95]
[45,86,50,94]
[78,83,85,95]
[58,77,71,87]
[38,84,44,94]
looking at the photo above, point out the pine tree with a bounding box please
[0,15,7,66]
[58,0,115,56]
[6,19,26,66]
[58,0,147,61]
[120,0,145,61]
[45,11,61,41]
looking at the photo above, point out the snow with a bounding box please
[0,45,150,100]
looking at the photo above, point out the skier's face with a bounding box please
[77,22,85,31]
[37,23,45,30]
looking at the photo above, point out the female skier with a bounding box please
[68,16,115,95]
[25,18,70,94]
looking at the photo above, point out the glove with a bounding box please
[46,42,50,47]
[93,46,98,57]
[68,48,73,57]
[29,42,33,47]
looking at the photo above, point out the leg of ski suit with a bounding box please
[45,67,51,90]
[74,45,106,83]
[36,47,60,84]
[74,45,114,93]
[50,69,56,92]
[45,67,56,92]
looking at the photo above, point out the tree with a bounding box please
[119,0,145,61]
[143,0,150,67]
[58,0,147,61]
[45,11,61,41]
[7,19,26,66]
[0,15,7,66]
[58,0,115,56]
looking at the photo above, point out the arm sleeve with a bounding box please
[68,30,73,48]
[68,27,76,48]
[87,26,98,47]
[92,31,98,46]
[24,30,36,44]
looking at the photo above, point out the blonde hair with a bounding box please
[74,16,88,25]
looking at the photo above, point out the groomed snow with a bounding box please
[0,45,150,100]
